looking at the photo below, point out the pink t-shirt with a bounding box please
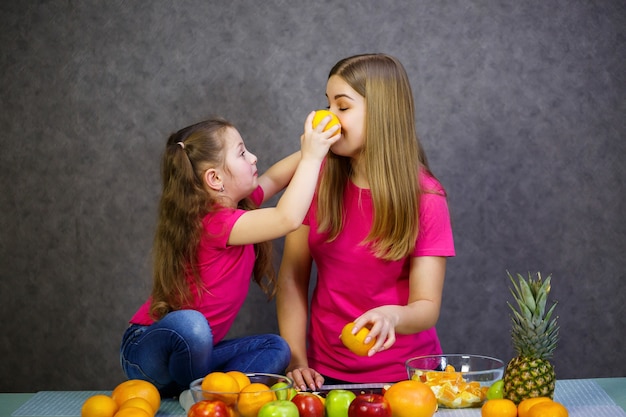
[305,172,455,382]
[129,187,264,344]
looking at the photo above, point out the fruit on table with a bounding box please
[481,398,517,417]
[258,400,300,417]
[325,389,357,417]
[526,400,568,417]
[111,379,161,413]
[486,379,504,400]
[503,272,559,403]
[271,381,297,401]
[312,109,341,133]
[348,393,391,417]
[200,371,240,405]
[118,397,155,415]
[340,322,376,356]
[383,380,437,417]
[517,397,553,417]
[80,394,118,417]
[291,392,325,417]
[187,399,231,417]
[114,407,151,417]
[238,382,276,417]
[411,364,488,408]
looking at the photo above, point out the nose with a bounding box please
[248,151,257,165]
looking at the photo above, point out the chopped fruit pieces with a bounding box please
[410,365,490,408]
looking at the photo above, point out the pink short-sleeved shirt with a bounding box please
[305,172,455,382]
[129,187,264,344]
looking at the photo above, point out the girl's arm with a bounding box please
[228,112,339,245]
[257,151,301,204]
[350,256,447,356]
[275,225,323,391]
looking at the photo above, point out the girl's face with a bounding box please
[221,127,258,201]
[326,75,366,158]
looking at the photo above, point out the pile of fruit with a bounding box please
[482,397,568,417]
[81,379,161,417]
[189,375,438,417]
[410,364,488,408]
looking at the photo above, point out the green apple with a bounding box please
[486,379,504,400]
[258,400,299,417]
[325,389,356,417]
[271,381,297,401]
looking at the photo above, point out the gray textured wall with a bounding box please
[1,1,624,392]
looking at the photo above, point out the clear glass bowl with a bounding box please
[189,372,294,416]
[405,354,505,408]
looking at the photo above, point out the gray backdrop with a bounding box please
[1,1,624,392]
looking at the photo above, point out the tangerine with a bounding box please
[226,370,251,391]
[118,397,155,416]
[200,371,240,405]
[111,380,160,413]
[81,394,119,417]
[481,398,517,417]
[237,382,277,417]
[527,401,569,417]
[518,397,553,417]
[312,109,341,133]
[340,322,376,356]
[383,380,438,417]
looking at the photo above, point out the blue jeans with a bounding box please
[120,310,291,397]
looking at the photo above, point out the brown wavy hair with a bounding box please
[149,118,275,321]
[317,53,436,261]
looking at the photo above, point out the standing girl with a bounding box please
[121,115,340,396]
[276,54,455,390]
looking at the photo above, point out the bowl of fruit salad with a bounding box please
[405,354,505,408]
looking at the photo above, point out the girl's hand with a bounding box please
[286,364,325,392]
[351,306,399,356]
[300,111,341,162]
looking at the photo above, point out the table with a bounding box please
[1,377,624,416]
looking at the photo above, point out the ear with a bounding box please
[203,168,223,192]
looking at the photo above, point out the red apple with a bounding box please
[348,393,391,417]
[188,399,231,417]
[291,392,325,417]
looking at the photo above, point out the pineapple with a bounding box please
[503,271,559,404]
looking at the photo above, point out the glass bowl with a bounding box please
[405,354,505,408]
[189,372,294,416]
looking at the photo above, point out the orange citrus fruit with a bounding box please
[111,380,160,413]
[340,322,376,356]
[81,394,119,417]
[383,380,438,417]
[527,401,569,417]
[201,371,240,405]
[226,370,251,391]
[312,109,341,133]
[118,397,155,416]
[481,398,517,417]
[113,407,151,417]
[237,382,277,417]
[518,397,553,417]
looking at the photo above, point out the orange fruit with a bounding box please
[527,401,569,417]
[481,398,517,417]
[340,322,376,356]
[118,398,155,416]
[237,382,277,417]
[81,394,118,417]
[226,370,251,391]
[111,380,160,414]
[312,109,341,133]
[518,397,553,417]
[383,380,438,417]
[200,371,240,405]
[113,407,151,417]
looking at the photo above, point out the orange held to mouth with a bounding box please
[340,322,376,356]
[312,109,341,134]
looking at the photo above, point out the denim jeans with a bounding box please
[120,309,291,397]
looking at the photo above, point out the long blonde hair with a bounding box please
[317,54,434,261]
[150,118,275,320]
